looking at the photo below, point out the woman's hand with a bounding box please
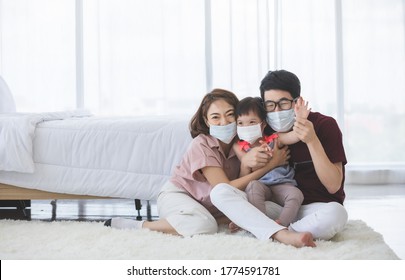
[205,140,289,191]
[240,145,271,169]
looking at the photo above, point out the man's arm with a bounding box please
[293,117,343,194]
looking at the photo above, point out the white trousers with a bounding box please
[157,181,218,237]
[210,183,285,240]
[210,183,348,240]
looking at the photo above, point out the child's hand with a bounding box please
[295,97,311,119]
[258,140,273,157]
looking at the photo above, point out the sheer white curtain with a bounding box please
[81,0,273,116]
[0,0,76,111]
[209,0,274,96]
[82,0,207,117]
[278,0,338,119]
[342,0,405,164]
[276,0,405,182]
[0,0,404,177]
[279,0,405,164]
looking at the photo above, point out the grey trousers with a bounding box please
[245,180,304,226]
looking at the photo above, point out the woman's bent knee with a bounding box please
[210,183,241,206]
[191,217,218,235]
[170,207,218,236]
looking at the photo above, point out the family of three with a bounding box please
[104,70,348,248]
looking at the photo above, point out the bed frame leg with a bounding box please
[51,200,57,221]
[134,199,142,220]
[146,200,152,221]
[16,200,30,219]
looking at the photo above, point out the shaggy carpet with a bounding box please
[0,219,399,260]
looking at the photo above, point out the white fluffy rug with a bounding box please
[0,219,399,260]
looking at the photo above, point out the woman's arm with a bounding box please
[293,117,343,194]
[232,143,252,177]
[202,139,290,191]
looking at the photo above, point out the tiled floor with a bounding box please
[344,184,405,260]
[1,184,404,259]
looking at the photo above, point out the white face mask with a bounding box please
[209,122,237,144]
[266,109,295,132]
[237,123,262,144]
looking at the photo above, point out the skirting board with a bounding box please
[345,164,405,184]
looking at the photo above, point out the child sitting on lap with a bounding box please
[234,96,310,226]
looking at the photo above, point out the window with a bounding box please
[0,0,76,111]
[1,0,404,168]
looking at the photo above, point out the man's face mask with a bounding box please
[266,109,295,132]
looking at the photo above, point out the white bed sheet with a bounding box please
[0,110,92,173]
[0,115,192,200]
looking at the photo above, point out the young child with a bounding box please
[234,96,310,226]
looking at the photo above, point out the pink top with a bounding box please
[170,134,240,217]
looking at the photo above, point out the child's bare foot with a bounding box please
[228,222,241,233]
[272,229,316,248]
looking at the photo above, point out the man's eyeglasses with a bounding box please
[264,98,297,112]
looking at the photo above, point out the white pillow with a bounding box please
[0,76,16,113]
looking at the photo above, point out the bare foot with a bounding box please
[228,222,241,233]
[272,229,316,248]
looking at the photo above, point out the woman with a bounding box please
[105,88,315,248]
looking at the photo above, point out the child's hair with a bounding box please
[236,97,267,121]
[189,88,239,138]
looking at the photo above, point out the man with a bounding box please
[248,69,348,239]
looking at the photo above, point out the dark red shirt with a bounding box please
[280,112,347,205]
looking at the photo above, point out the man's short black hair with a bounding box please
[260,70,301,100]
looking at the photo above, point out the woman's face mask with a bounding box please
[237,123,262,144]
[209,122,237,144]
[266,109,295,132]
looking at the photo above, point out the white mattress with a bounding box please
[0,115,192,200]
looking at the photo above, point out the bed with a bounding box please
[0,111,192,218]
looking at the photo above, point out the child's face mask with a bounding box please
[237,123,262,144]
